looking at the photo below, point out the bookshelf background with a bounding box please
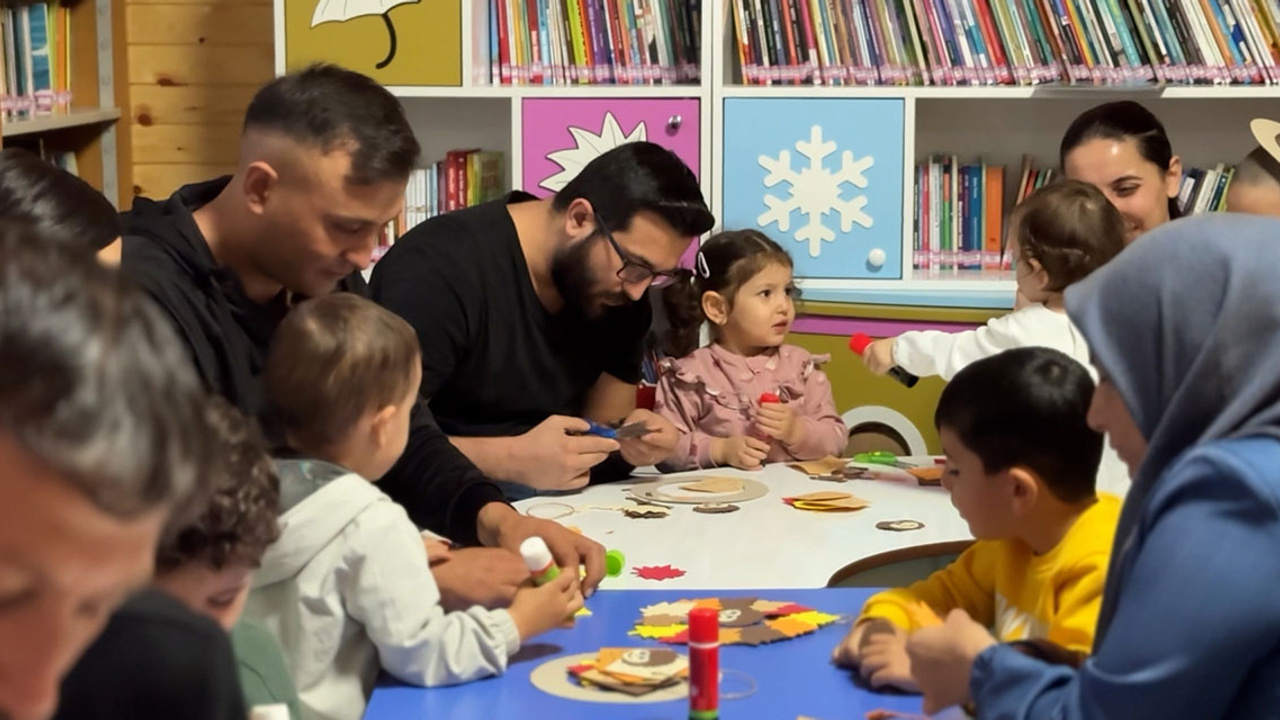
[275,0,1280,306]
[0,0,125,204]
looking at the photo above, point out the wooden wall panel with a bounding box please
[124,0,270,199]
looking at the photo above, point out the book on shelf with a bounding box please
[913,152,1236,271]
[486,0,702,85]
[0,2,72,119]
[731,0,1280,85]
[373,150,506,264]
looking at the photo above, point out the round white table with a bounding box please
[513,460,973,590]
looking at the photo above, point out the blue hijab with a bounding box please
[1065,212,1280,642]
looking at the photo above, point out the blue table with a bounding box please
[364,588,925,719]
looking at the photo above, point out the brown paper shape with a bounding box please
[679,476,745,493]
[736,624,786,646]
[791,491,852,502]
[785,456,848,476]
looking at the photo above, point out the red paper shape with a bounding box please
[765,603,814,616]
[633,564,687,581]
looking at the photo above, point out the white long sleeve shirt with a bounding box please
[893,303,1130,495]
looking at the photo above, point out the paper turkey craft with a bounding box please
[631,597,841,646]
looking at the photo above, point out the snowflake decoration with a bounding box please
[540,112,647,193]
[757,125,875,258]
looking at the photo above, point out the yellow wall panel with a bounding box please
[283,0,460,85]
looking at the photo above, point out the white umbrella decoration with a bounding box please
[311,0,419,69]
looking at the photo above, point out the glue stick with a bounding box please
[520,536,576,626]
[752,392,780,444]
[849,333,919,388]
[688,606,720,720]
[520,536,559,585]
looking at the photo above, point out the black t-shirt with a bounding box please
[370,192,650,439]
[54,590,246,720]
[119,178,506,543]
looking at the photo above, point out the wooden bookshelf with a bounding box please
[0,0,127,205]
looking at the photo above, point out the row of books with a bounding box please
[1179,163,1233,212]
[731,0,1280,85]
[0,3,73,117]
[913,156,1012,270]
[373,150,506,263]
[913,155,1232,269]
[486,0,702,85]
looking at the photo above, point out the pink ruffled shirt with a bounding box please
[655,343,848,471]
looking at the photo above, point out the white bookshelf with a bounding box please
[275,1,1280,306]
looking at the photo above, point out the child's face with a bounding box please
[721,262,796,351]
[366,362,422,481]
[939,426,1016,540]
[1010,238,1051,304]
[154,561,255,632]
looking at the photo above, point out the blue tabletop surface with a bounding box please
[364,588,925,719]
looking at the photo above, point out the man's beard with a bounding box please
[550,235,627,318]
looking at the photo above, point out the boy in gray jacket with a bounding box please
[244,294,581,720]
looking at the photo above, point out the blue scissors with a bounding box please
[583,420,652,440]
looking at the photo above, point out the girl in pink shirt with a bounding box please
[655,230,847,471]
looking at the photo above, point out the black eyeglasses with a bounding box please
[595,213,683,288]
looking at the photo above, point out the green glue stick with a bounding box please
[520,536,560,585]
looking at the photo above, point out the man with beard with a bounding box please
[370,142,714,495]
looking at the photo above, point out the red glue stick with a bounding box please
[752,392,780,443]
[688,606,719,720]
[849,333,919,388]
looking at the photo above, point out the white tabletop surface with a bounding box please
[513,460,973,590]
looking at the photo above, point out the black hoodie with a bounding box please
[118,177,506,544]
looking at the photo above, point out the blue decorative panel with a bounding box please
[722,98,905,279]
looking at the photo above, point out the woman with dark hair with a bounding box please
[0,147,122,262]
[1059,101,1182,244]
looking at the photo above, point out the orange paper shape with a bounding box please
[765,616,820,639]
[907,466,944,485]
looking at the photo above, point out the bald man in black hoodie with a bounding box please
[117,64,606,609]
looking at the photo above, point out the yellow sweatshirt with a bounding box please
[859,493,1120,654]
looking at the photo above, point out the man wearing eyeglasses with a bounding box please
[371,141,715,496]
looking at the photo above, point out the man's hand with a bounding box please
[430,547,529,611]
[616,408,679,467]
[906,609,997,714]
[513,415,619,491]
[858,626,919,692]
[861,338,898,376]
[478,503,607,597]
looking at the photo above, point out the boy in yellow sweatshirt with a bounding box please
[832,346,1120,692]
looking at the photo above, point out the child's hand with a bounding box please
[757,401,802,445]
[862,339,897,375]
[858,625,919,692]
[422,536,453,567]
[832,617,896,668]
[710,436,769,469]
[508,571,583,641]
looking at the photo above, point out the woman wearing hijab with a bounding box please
[904,213,1280,718]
